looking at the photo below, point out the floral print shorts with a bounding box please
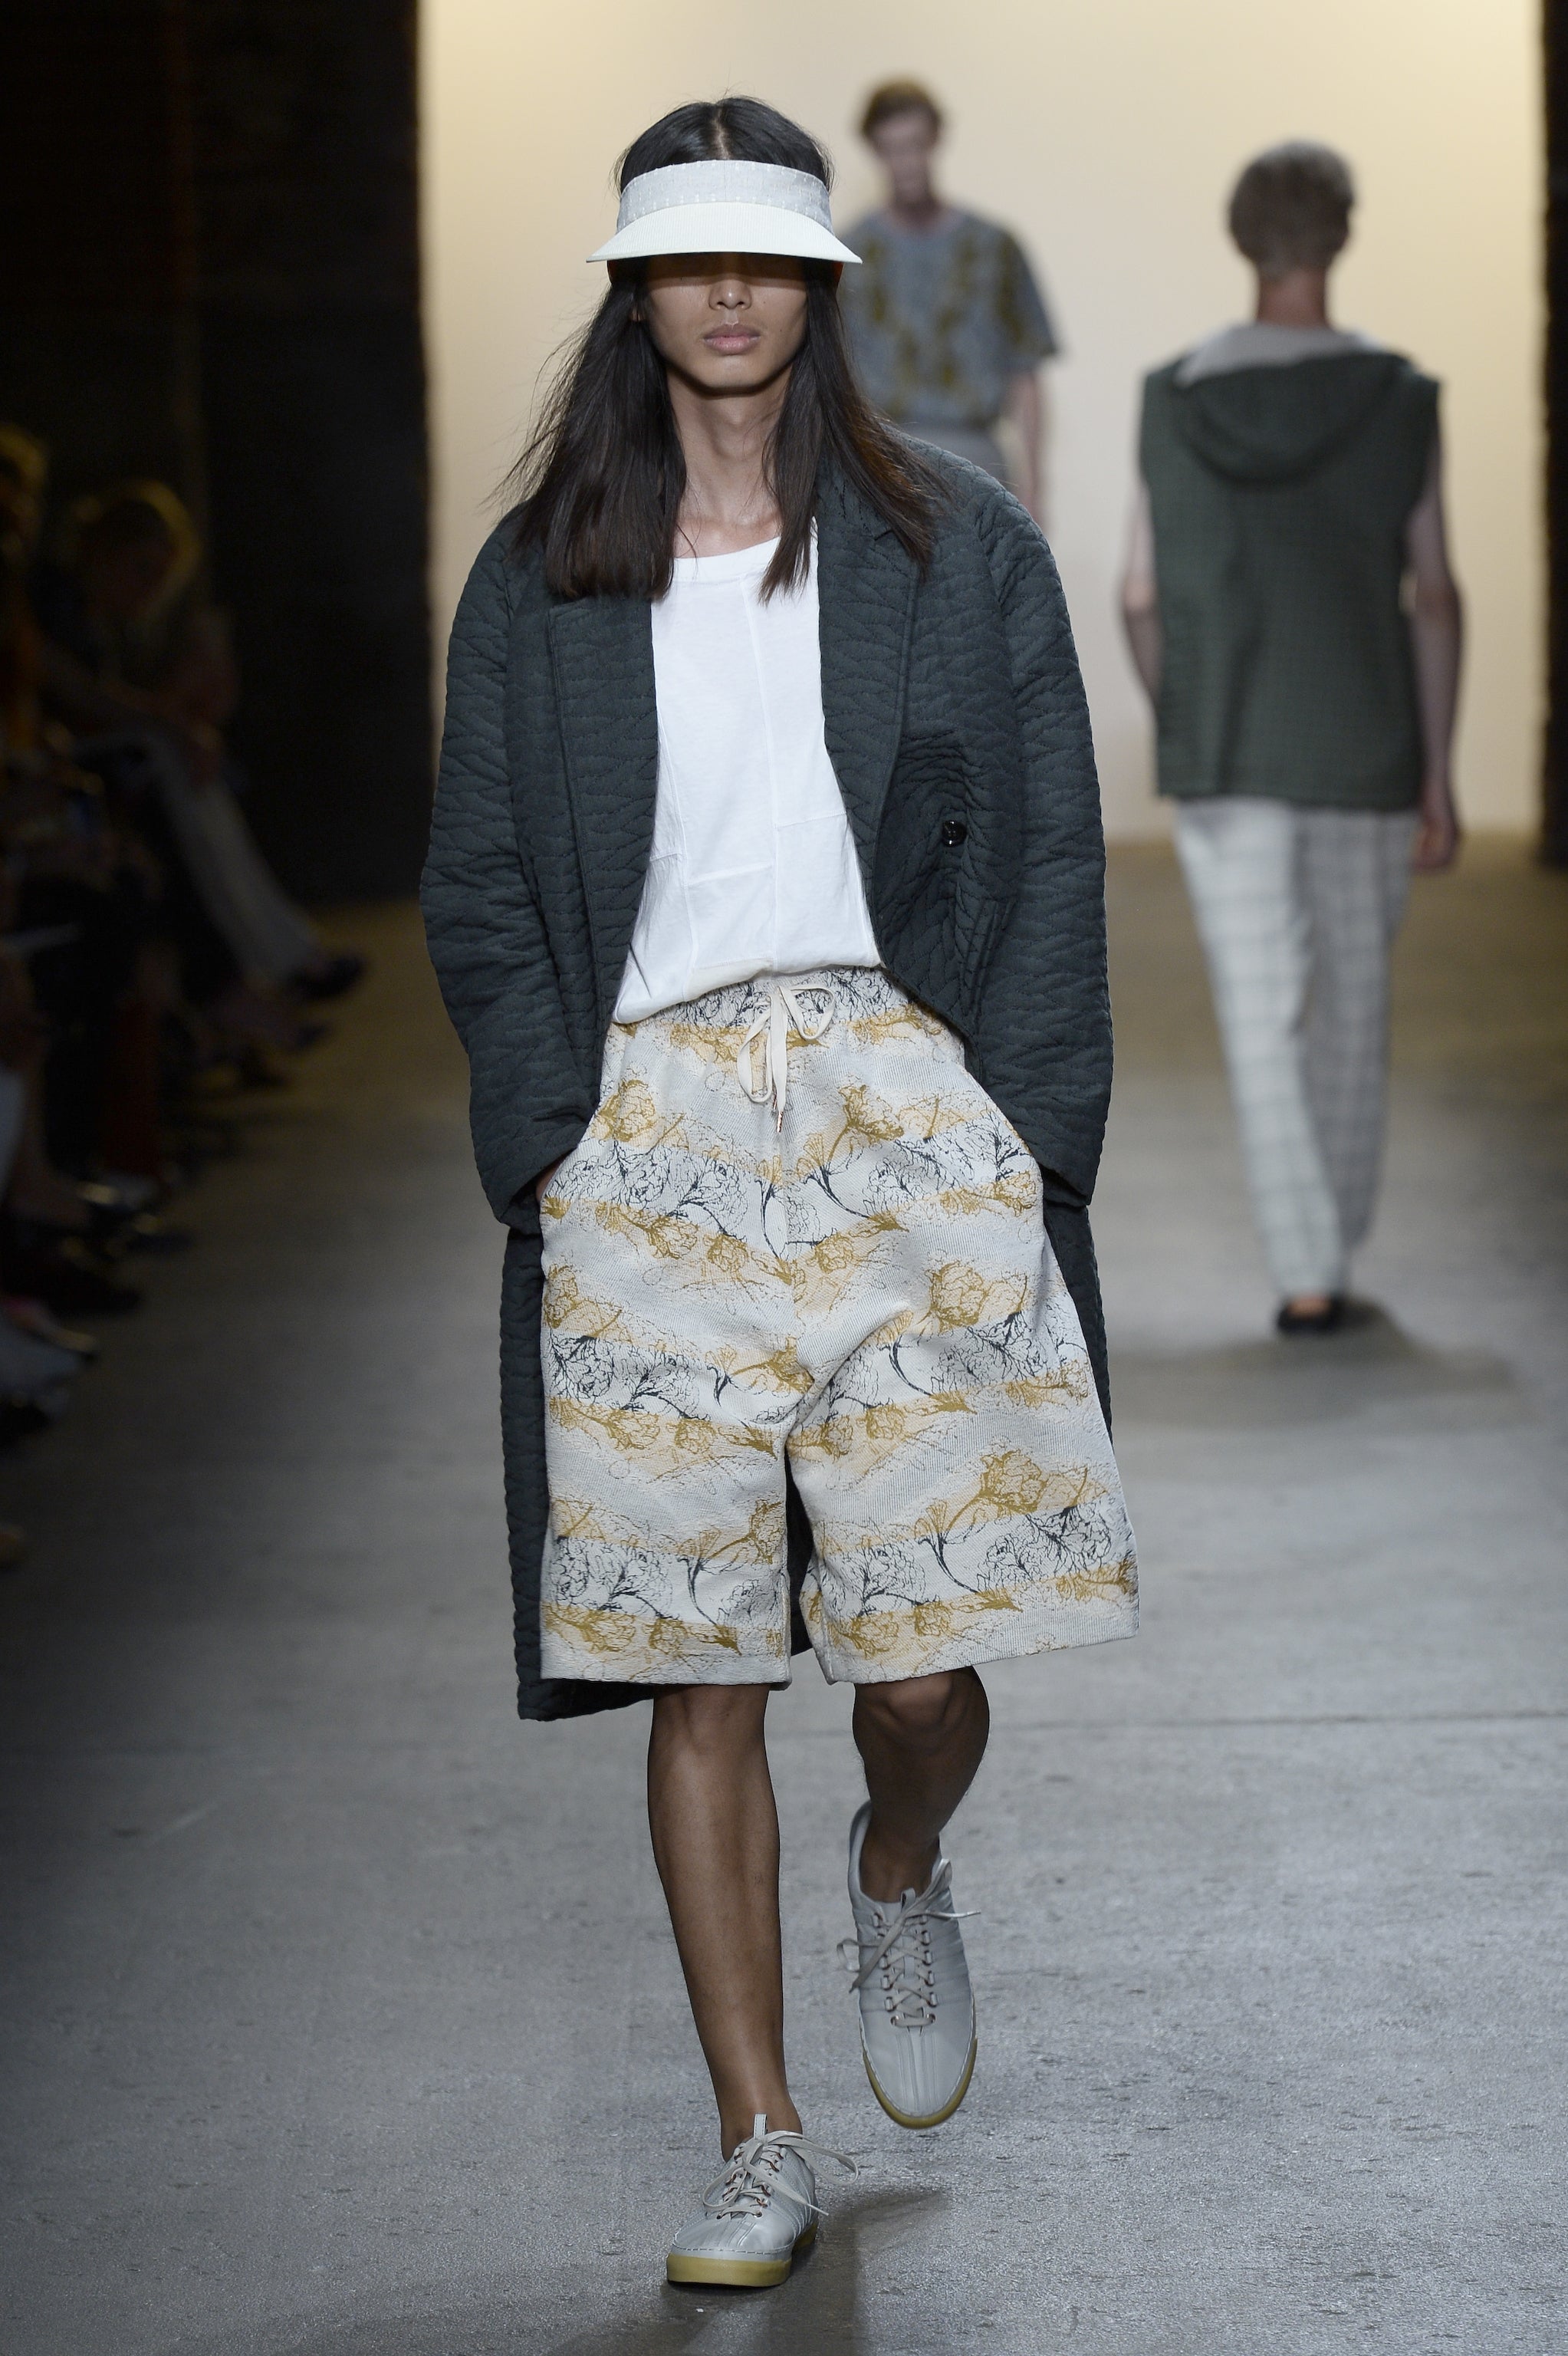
[537,968,1137,1686]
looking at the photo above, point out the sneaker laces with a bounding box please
[701,2115,856,2223]
[839,1857,978,2032]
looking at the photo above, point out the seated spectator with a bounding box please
[157,601,365,1009]
[0,425,48,756]
[34,482,363,1048]
[0,430,372,1537]
[1,430,150,1306]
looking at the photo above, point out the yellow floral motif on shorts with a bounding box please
[860,1262,1033,1354]
[549,1396,778,1472]
[791,1390,974,1478]
[797,1080,978,1173]
[544,1600,791,1672]
[595,1076,682,1147]
[843,1000,949,1050]
[537,966,1137,1689]
[541,1265,634,1342]
[1004,1364,1093,1410]
[786,1215,904,1315]
[933,1167,1040,1221]
[553,1492,784,1568]
[572,1200,777,1295]
[725,1336,814,1396]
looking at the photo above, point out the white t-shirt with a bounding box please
[613,534,880,1024]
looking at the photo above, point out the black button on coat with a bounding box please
[422,450,1115,1723]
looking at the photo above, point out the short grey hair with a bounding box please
[1228,141,1356,278]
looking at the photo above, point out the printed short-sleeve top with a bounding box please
[840,208,1058,433]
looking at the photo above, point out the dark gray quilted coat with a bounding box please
[422,451,1113,1722]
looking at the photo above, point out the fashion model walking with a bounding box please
[840,77,1059,520]
[1122,142,1463,1334]
[422,97,1136,2290]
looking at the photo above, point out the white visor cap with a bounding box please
[588,160,861,267]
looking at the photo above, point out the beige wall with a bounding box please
[423,0,1540,834]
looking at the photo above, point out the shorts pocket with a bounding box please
[956,1062,1034,1158]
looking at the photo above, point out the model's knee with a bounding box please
[652,1681,769,1759]
[857,1667,979,1750]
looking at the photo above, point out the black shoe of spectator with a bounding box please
[10,1211,129,1266]
[78,1176,166,1218]
[75,1199,192,1253]
[235,1045,292,1091]
[120,1212,194,1255]
[0,1399,54,1449]
[3,1297,101,1359]
[0,1230,143,1318]
[163,1117,242,1170]
[292,953,366,1003]
[74,1193,145,1247]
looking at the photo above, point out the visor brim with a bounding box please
[588,204,861,266]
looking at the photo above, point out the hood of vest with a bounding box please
[1169,351,1410,487]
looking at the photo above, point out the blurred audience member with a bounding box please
[840,79,1058,520]
[0,426,48,755]
[0,429,367,1516]
[156,604,363,1009]
[1121,143,1463,1336]
[34,477,201,726]
[35,481,361,1050]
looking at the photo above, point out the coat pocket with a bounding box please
[874,729,971,941]
[873,729,1020,1010]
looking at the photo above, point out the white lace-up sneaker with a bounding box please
[843,1800,978,2129]
[666,2115,855,2289]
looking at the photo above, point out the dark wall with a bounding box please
[1,4,205,502]
[0,1,432,902]
[187,2,430,900]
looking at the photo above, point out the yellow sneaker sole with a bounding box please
[666,2222,815,2289]
[863,2031,977,2130]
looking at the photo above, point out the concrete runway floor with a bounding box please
[2,841,1565,2355]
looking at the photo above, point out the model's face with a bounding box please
[636,253,811,396]
[869,109,939,207]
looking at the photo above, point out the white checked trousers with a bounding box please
[1174,798,1417,1298]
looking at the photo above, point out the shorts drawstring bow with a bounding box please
[737,981,835,1127]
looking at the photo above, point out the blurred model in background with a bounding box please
[1121,143,1463,1335]
[840,79,1058,522]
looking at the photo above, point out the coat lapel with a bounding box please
[816,467,919,874]
[546,595,659,1029]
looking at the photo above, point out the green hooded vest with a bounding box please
[1139,350,1439,808]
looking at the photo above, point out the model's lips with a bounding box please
[704,329,760,351]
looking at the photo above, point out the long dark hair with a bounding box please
[508,97,943,600]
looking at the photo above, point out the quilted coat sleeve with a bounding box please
[971,492,1112,1210]
[421,528,590,1228]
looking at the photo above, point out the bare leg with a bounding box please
[647,1684,799,2156]
[853,1667,990,1902]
